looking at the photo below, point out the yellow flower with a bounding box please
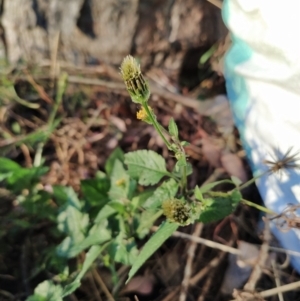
[136,106,153,124]
[120,55,150,104]
[136,107,147,120]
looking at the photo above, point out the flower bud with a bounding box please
[120,55,150,104]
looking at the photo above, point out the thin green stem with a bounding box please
[241,198,276,214]
[142,103,176,152]
[237,170,269,191]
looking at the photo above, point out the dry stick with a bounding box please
[92,268,115,301]
[260,280,300,298]
[24,69,53,104]
[66,76,210,114]
[20,143,32,167]
[179,168,226,301]
[230,281,300,301]
[171,231,240,255]
[244,217,271,292]
[197,271,214,301]
[88,272,103,301]
[162,254,226,301]
[179,223,203,301]
[271,260,284,301]
[190,252,227,286]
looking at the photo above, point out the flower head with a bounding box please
[162,199,190,225]
[120,55,150,104]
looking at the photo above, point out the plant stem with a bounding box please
[142,103,176,152]
[241,198,276,214]
[237,170,269,191]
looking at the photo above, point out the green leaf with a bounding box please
[136,210,163,239]
[56,221,111,258]
[127,221,178,283]
[198,179,233,194]
[56,187,89,245]
[109,159,131,200]
[26,280,63,301]
[81,178,110,206]
[198,196,233,223]
[180,141,190,147]
[130,189,154,210]
[107,237,138,265]
[231,176,243,187]
[194,185,204,202]
[62,245,104,297]
[125,150,168,185]
[143,179,178,210]
[173,162,193,176]
[105,147,125,175]
[6,166,49,193]
[94,204,117,223]
[0,157,21,173]
[168,118,178,139]
[230,189,242,207]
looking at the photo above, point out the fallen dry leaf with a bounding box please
[201,136,223,168]
[221,151,248,183]
[122,275,155,295]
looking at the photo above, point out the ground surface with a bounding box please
[0,59,300,301]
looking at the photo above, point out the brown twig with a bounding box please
[243,217,271,292]
[88,272,103,301]
[179,223,203,301]
[92,268,115,301]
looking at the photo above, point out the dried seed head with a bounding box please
[120,55,150,104]
[162,199,190,225]
[263,147,300,175]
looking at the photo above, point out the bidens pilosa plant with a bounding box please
[5,56,299,300]
[120,56,300,283]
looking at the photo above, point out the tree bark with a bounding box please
[0,0,226,71]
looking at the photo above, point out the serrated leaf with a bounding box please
[143,179,178,209]
[62,245,104,296]
[168,118,178,139]
[26,280,63,301]
[127,221,178,283]
[124,150,168,185]
[105,147,125,175]
[198,196,232,223]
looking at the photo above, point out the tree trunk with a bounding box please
[0,0,226,71]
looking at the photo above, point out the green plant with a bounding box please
[2,56,294,300]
